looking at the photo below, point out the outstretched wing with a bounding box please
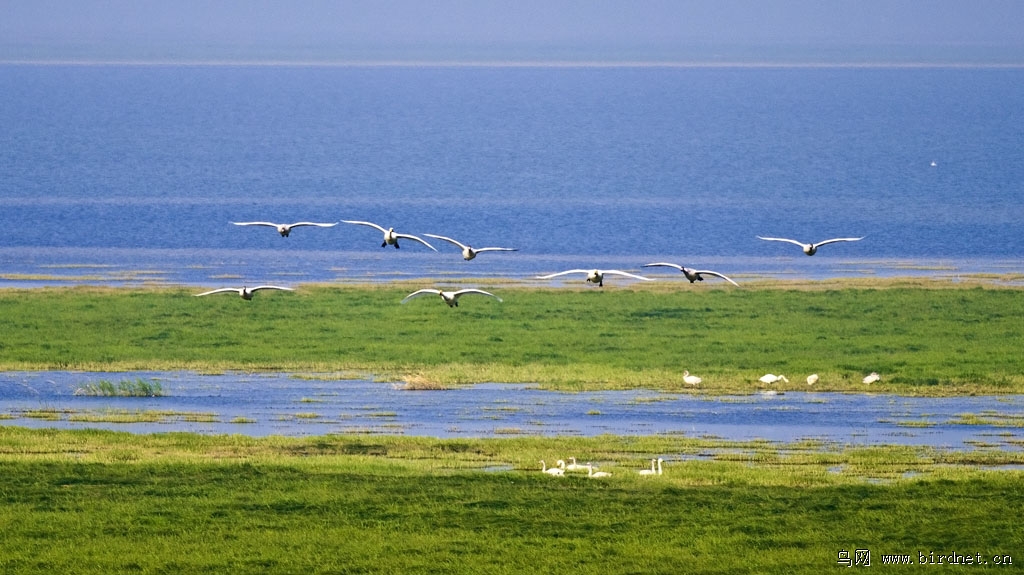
[757,236,807,247]
[401,289,442,303]
[536,269,590,280]
[231,221,278,228]
[290,222,339,228]
[423,234,468,250]
[602,270,653,281]
[394,233,438,251]
[249,286,294,293]
[693,270,740,287]
[452,289,503,302]
[342,220,387,233]
[194,287,241,297]
[642,262,685,271]
[474,247,517,253]
[814,236,864,247]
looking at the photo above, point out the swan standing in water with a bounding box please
[423,234,517,260]
[194,286,294,300]
[642,263,739,286]
[342,220,437,251]
[757,235,864,256]
[401,288,502,307]
[683,370,702,386]
[638,458,663,476]
[540,460,565,476]
[863,372,881,384]
[587,464,611,478]
[536,269,652,287]
[231,221,338,237]
[759,373,789,384]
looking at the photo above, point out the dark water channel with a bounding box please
[2,371,1023,451]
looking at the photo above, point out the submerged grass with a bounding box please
[0,281,1022,394]
[0,427,1021,574]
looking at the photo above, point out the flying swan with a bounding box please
[536,269,652,287]
[757,236,865,256]
[423,234,517,260]
[231,221,338,237]
[342,220,437,251]
[642,263,739,286]
[401,288,502,307]
[193,286,294,300]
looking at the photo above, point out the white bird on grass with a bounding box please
[683,370,702,386]
[193,286,294,300]
[231,221,338,237]
[401,288,502,308]
[757,235,864,256]
[862,372,880,384]
[564,457,588,472]
[587,464,611,478]
[423,234,517,261]
[540,460,565,476]
[342,220,437,251]
[642,263,739,286]
[536,269,652,287]
[759,373,789,384]
[638,458,663,476]
[806,373,819,385]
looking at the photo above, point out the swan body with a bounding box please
[642,263,739,286]
[638,458,663,476]
[863,372,880,384]
[683,370,702,386]
[194,286,294,300]
[342,220,437,251]
[564,457,588,472]
[401,288,502,307]
[757,236,864,256]
[540,460,565,476]
[536,269,652,287]
[806,373,819,385]
[423,234,517,261]
[759,373,789,384]
[231,221,338,237]
[587,464,611,478]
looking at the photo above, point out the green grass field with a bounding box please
[1,280,1022,393]
[1,427,1021,574]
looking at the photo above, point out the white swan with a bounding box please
[193,286,294,300]
[540,460,565,476]
[683,370,702,386]
[806,373,819,385]
[587,464,611,478]
[536,269,652,287]
[638,458,663,476]
[401,288,502,308]
[642,263,739,286]
[863,372,880,384]
[757,235,864,256]
[231,221,338,237]
[423,234,517,260]
[759,373,789,384]
[564,457,588,472]
[342,220,437,251]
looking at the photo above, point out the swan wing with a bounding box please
[536,269,590,279]
[757,236,808,247]
[249,286,294,292]
[814,236,865,247]
[342,220,388,233]
[423,234,468,250]
[394,233,437,251]
[642,262,685,271]
[231,221,278,228]
[290,222,339,228]
[401,289,442,303]
[693,269,740,286]
[452,289,503,302]
[194,288,241,297]
[474,247,517,253]
[601,270,653,281]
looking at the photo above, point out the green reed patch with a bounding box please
[74,377,163,397]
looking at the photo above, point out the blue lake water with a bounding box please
[2,371,1023,451]
[1,65,1023,287]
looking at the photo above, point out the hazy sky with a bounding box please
[3,0,1023,64]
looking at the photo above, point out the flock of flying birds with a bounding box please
[195,219,875,386]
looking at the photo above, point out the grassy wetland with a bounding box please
[2,280,1023,572]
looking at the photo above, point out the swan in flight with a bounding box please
[759,373,789,384]
[683,370,702,386]
[540,460,565,476]
[806,373,819,385]
[536,269,652,287]
[401,288,502,307]
[423,234,517,261]
[342,220,437,251]
[564,457,588,472]
[587,464,611,478]
[638,458,664,476]
[194,286,294,300]
[862,372,880,384]
[642,263,739,286]
[231,221,338,237]
[757,235,864,256]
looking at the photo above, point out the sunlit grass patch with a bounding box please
[74,377,163,397]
